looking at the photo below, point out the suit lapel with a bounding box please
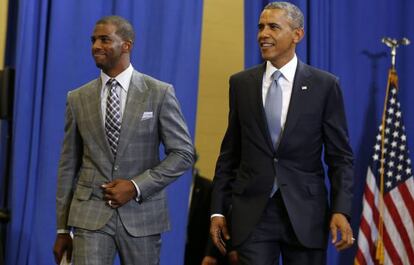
[116,71,149,157]
[276,61,311,153]
[248,64,276,153]
[81,79,114,161]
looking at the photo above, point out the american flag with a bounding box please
[354,70,414,265]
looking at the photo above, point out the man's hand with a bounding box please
[201,256,218,265]
[330,213,354,251]
[53,233,72,264]
[102,179,137,208]
[210,216,230,255]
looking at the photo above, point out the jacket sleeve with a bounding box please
[56,92,82,230]
[211,76,241,215]
[322,79,354,218]
[132,85,195,200]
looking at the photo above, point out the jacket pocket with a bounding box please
[307,183,326,196]
[74,183,93,201]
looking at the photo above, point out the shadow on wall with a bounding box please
[338,50,387,265]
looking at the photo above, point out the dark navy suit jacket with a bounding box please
[211,61,354,248]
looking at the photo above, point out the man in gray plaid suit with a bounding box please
[53,16,194,265]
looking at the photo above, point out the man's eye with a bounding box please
[270,24,280,30]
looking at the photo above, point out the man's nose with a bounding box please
[92,40,102,50]
[258,27,271,38]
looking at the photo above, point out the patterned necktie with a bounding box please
[265,71,283,197]
[265,70,283,148]
[105,79,121,156]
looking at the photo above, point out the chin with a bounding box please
[261,55,273,62]
[95,62,105,70]
[260,51,274,61]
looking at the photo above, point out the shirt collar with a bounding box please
[265,54,298,83]
[100,64,134,92]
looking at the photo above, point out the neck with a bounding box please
[104,62,130,77]
[270,52,295,69]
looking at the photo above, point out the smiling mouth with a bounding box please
[260,42,274,48]
[93,53,107,62]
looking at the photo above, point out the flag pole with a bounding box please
[376,36,411,264]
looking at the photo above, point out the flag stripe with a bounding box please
[356,216,373,265]
[392,182,414,242]
[371,192,403,264]
[356,173,378,265]
[375,205,402,264]
[363,168,403,264]
[383,194,411,264]
[387,184,414,261]
[397,179,414,224]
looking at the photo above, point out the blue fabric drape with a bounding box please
[5,1,202,264]
[244,0,414,264]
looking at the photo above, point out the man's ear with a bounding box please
[122,40,133,53]
[293,27,304,44]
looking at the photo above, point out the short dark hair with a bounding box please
[264,1,304,29]
[96,15,135,43]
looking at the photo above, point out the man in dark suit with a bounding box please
[185,168,214,265]
[210,2,354,264]
[185,155,237,265]
[53,16,194,265]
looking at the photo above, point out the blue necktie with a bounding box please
[265,71,283,197]
[265,70,283,148]
[105,79,121,156]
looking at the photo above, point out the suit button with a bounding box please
[114,165,119,171]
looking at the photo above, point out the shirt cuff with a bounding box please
[211,214,225,219]
[130,179,141,202]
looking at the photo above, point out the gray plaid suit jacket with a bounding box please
[56,70,194,237]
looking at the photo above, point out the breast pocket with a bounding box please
[298,114,320,126]
[296,114,322,137]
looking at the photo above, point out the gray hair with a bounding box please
[96,15,135,43]
[264,2,304,29]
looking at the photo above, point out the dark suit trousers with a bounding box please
[236,191,326,265]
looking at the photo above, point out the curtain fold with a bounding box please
[6,1,203,264]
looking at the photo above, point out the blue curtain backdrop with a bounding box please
[245,0,414,264]
[4,0,203,264]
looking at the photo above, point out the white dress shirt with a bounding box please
[100,63,134,123]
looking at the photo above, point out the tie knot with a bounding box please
[272,70,282,81]
[107,78,118,88]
